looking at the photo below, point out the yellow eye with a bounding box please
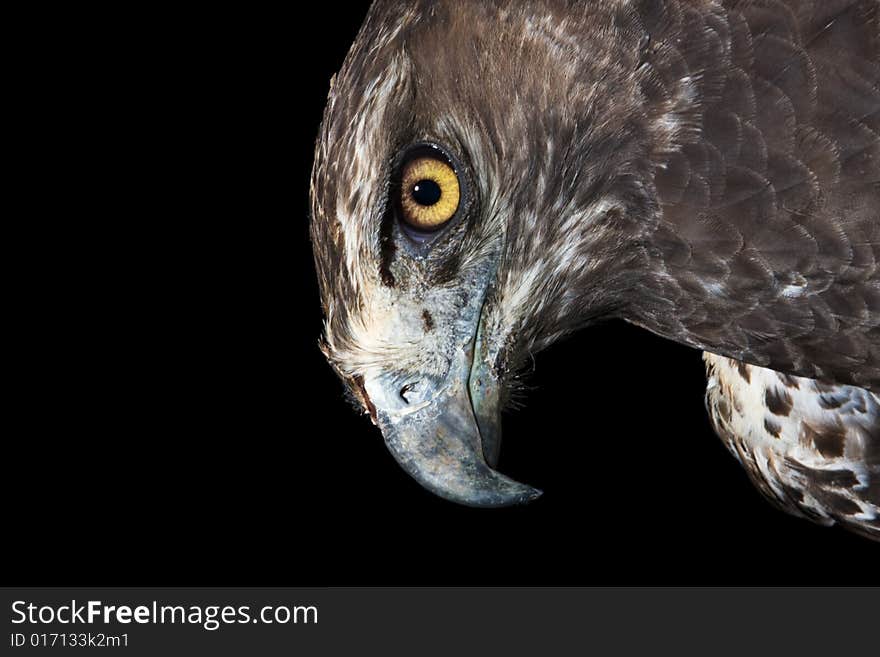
[399,156,460,230]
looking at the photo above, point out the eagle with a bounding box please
[310,0,879,541]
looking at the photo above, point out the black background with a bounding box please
[8,3,877,586]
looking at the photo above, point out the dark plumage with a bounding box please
[629,0,880,388]
[311,0,879,539]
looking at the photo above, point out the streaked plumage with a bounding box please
[705,354,878,540]
[311,0,879,539]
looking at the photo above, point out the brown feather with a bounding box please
[628,0,880,390]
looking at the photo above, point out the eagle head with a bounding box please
[310,0,659,506]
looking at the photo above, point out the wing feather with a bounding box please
[631,0,880,389]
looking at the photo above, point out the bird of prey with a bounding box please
[310,0,879,540]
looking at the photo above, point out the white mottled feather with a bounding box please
[704,353,879,540]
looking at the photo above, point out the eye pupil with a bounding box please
[410,179,442,206]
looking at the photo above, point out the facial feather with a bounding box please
[312,0,661,385]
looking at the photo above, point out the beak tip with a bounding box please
[512,485,543,506]
[459,480,543,508]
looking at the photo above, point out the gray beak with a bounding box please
[362,344,542,507]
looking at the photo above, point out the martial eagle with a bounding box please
[310,0,879,541]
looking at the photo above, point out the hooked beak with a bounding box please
[360,319,541,508]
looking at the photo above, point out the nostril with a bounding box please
[399,382,418,404]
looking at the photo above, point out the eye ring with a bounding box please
[393,143,467,242]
